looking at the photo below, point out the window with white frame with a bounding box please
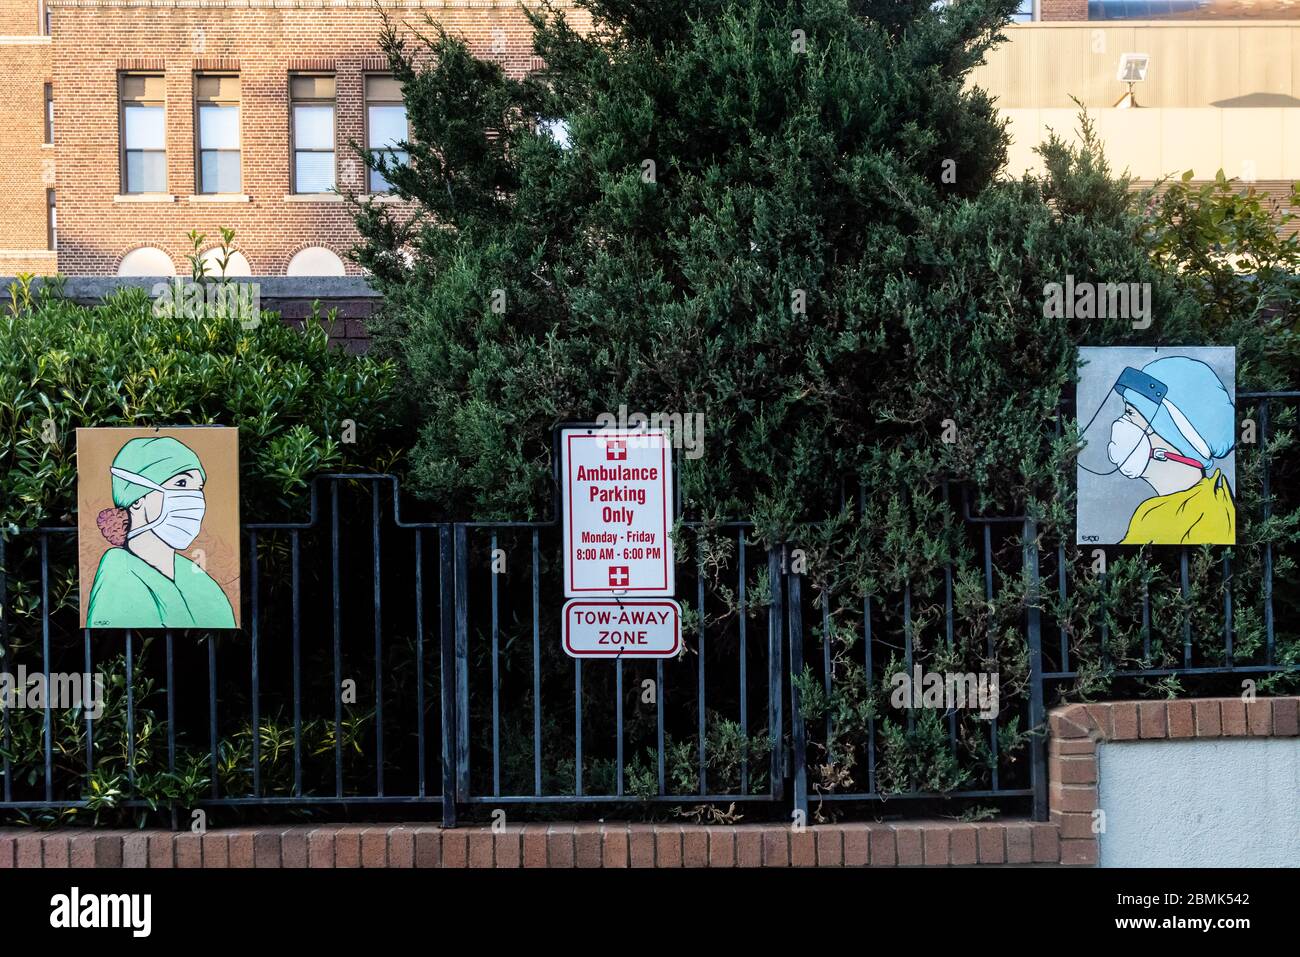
[195,74,241,194]
[46,189,56,251]
[290,74,336,194]
[365,75,409,193]
[120,74,166,194]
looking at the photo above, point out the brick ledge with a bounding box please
[6,698,1293,868]
[0,818,1062,868]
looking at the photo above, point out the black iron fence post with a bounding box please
[1260,398,1275,664]
[439,525,457,827]
[1023,517,1048,822]
[453,524,470,804]
[786,560,809,821]
[767,547,785,800]
[0,535,9,804]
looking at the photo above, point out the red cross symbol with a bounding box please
[608,566,629,588]
[605,440,627,461]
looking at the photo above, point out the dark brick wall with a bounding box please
[0,274,381,351]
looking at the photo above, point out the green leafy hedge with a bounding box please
[350,0,1300,805]
[0,282,404,529]
[0,282,409,825]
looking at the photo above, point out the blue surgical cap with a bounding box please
[1119,356,1235,469]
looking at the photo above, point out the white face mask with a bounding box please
[111,467,206,550]
[1107,418,1151,479]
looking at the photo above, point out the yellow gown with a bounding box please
[1120,469,1235,546]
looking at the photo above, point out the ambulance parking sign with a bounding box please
[561,427,675,598]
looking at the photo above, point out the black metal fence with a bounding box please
[1,394,1295,827]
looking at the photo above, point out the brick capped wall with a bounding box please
[46,0,588,276]
[0,33,54,274]
[0,274,382,351]
[1048,697,1299,866]
[0,818,1066,868]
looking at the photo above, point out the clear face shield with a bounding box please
[1076,366,1168,479]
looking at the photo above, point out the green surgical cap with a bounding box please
[110,436,206,508]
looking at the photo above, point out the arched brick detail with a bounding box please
[115,243,179,276]
[281,241,350,277]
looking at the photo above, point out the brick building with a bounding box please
[1,0,587,276]
[0,0,54,275]
[0,0,1296,276]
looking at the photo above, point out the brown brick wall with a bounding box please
[44,1,587,276]
[1039,0,1088,19]
[0,819,1062,868]
[0,0,41,34]
[0,38,53,271]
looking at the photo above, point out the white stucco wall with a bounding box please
[1097,738,1300,868]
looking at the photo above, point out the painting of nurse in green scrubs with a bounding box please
[84,435,237,629]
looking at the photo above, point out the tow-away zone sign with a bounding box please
[561,427,674,597]
[562,598,682,659]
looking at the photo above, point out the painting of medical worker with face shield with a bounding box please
[1076,347,1236,546]
[77,428,240,629]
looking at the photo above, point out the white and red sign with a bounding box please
[562,598,682,659]
[561,427,674,598]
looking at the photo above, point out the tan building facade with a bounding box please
[973,20,1300,189]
